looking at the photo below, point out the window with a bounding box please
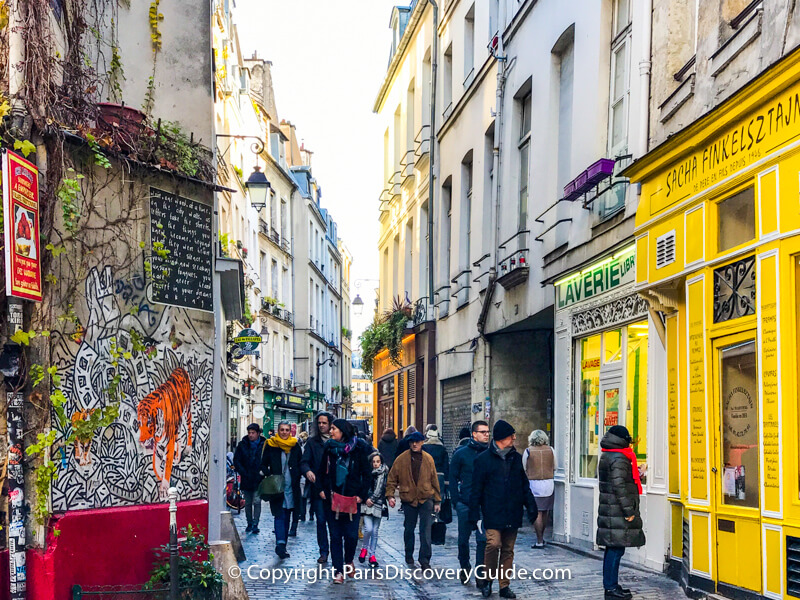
[394,105,402,177]
[270,190,277,231]
[626,322,649,463]
[271,259,278,297]
[392,234,400,302]
[405,218,414,299]
[260,251,267,291]
[717,186,755,252]
[464,4,475,83]
[422,50,432,130]
[442,179,453,293]
[579,334,602,478]
[609,0,631,157]
[460,154,473,282]
[407,80,416,154]
[518,93,531,230]
[443,44,453,114]
[489,0,499,40]
[281,200,287,239]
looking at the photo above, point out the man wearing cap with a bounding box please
[385,431,441,570]
[470,420,537,598]
[233,423,267,534]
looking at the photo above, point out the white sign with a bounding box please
[253,406,266,419]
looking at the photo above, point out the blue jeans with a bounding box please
[603,546,626,590]
[362,514,381,555]
[272,506,292,544]
[456,502,486,570]
[311,497,330,555]
[328,511,360,574]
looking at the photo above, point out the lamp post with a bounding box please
[245,165,271,212]
[352,278,380,316]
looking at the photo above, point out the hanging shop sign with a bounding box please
[234,328,262,355]
[556,245,635,310]
[3,150,42,302]
[253,406,266,419]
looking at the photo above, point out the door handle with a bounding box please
[711,467,717,473]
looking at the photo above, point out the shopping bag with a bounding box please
[431,520,447,545]
[438,497,453,524]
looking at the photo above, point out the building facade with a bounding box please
[339,240,354,416]
[627,2,800,598]
[351,365,375,433]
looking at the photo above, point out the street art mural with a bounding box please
[50,266,213,510]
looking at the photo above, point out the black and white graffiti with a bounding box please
[50,266,214,510]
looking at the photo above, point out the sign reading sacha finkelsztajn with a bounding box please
[3,150,42,302]
[149,187,213,312]
[557,246,635,309]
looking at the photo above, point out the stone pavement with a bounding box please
[232,505,686,599]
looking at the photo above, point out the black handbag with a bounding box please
[438,497,453,524]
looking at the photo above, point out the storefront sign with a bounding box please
[556,246,635,309]
[3,150,42,302]
[253,406,266,419]
[234,328,261,355]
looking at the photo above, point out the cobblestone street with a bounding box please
[233,506,685,599]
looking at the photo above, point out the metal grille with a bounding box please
[788,535,800,597]
[408,368,416,401]
[72,584,222,599]
[681,519,690,589]
[656,230,676,269]
[441,374,471,451]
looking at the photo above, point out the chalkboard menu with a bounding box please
[149,187,213,312]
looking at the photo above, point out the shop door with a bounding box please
[712,335,761,594]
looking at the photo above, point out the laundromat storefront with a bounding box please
[625,48,800,599]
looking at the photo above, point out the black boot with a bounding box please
[481,581,493,598]
[288,525,297,537]
[604,589,632,600]
[499,587,517,599]
[275,543,290,559]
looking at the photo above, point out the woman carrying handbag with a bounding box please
[318,419,371,584]
[260,421,302,559]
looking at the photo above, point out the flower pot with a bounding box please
[96,103,146,138]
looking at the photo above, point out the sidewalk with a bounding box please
[233,506,686,599]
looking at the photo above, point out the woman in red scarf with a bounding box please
[596,425,645,599]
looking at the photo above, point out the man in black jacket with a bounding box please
[233,423,267,534]
[300,411,333,563]
[450,420,490,586]
[470,420,537,599]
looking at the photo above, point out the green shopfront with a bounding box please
[263,390,309,434]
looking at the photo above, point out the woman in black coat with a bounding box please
[596,425,645,600]
[261,421,302,559]
[317,419,371,583]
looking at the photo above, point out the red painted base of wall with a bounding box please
[0,501,208,600]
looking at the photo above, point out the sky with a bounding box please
[236,0,399,350]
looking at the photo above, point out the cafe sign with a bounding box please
[3,150,42,301]
[556,245,635,310]
[234,328,262,355]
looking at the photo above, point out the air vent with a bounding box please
[656,230,676,269]
[787,535,800,597]
[681,519,690,589]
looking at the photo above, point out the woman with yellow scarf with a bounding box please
[261,421,302,559]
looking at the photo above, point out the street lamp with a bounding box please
[245,166,271,212]
[352,294,364,316]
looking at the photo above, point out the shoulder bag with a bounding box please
[331,492,359,520]
[257,442,284,497]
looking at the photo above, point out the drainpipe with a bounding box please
[638,0,652,157]
[427,0,438,307]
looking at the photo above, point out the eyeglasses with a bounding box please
[475,430,490,435]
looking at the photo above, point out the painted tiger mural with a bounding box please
[136,367,194,488]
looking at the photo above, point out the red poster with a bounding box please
[3,150,42,302]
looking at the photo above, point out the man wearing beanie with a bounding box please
[233,423,267,534]
[470,420,537,598]
[386,430,441,570]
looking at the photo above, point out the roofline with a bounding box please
[373,0,429,114]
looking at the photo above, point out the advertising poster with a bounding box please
[3,150,42,301]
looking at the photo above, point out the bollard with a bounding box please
[168,487,179,600]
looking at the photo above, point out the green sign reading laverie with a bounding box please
[556,245,635,310]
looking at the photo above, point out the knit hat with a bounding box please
[458,426,471,440]
[426,429,440,441]
[492,419,515,441]
[332,418,356,441]
[608,425,632,444]
[406,431,425,442]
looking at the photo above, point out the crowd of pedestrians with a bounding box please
[231,415,644,598]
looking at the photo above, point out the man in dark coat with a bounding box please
[378,428,399,470]
[597,425,645,599]
[300,411,334,563]
[232,423,267,533]
[456,426,471,450]
[261,421,302,559]
[450,420,490,586]
[470,420,536,599]
[422,426,450,495]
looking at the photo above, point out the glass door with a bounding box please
[712,334,761,594]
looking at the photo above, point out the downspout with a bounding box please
[638,0,652,158]
[427,0,438,306]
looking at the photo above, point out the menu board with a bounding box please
[687,277,707,501]
[149,188,213,312]
[759,253,780,512]
[3,150,42,301]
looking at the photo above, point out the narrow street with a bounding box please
[233,508,683,599]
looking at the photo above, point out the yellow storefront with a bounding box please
[626,49,800,600]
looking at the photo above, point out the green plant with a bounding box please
[146,524,224,591]
[85,132,111,169]
[107,41,125,102]
[359,296,412,378]
[156,121,200,177]
[342,386,352,400]
[148,0,163,50]
[242,296,253,326]
[262,295,278,306]
[232,165,243,180]
[58,168,84,235]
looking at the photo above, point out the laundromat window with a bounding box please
[604,329,622,363]
[626,321,649,482]
[717,186,755,252]
[579,334,602,478]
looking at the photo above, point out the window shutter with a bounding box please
[656,230,676,269]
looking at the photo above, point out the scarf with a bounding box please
[267,435,297,454]
[326,437,357,488]
[320,432,331,441]
[493,441,512,458]
[602,447,643,494]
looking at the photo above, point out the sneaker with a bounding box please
[369,555,378,568]
[481,581,493,598]
[358,548,368,563]
[333,573,344,584]
[499,587,517,599]
[251,527,260,534]
[531,542,545,549]
[616,586,632,595]
[346,562,356,578]
[317,553,328,564]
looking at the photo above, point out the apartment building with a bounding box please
[340,240,354,414]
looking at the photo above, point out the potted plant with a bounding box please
[96,102,146,138]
